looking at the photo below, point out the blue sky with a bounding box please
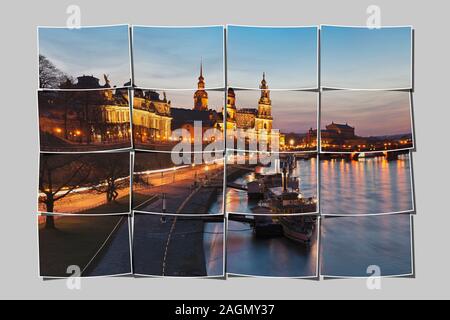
[321,91,412,137]
[133,26,224,89]
[227,26,318,89]
[38,25,131,87]
[321,26,412,89]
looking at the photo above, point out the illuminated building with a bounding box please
[193,61,208,111]
[325,122,355,139]
[39,75,131,145]
[225,73,278,146]
[254,73,273,132]
[227,73,273,132]
[132,89,172,143]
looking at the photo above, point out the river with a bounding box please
[215,154,413,277]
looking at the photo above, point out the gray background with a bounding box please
[0,0,448,299]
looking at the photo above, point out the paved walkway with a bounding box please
[86,216,132,277]
[138,164,223,214]
[133,214,207,277]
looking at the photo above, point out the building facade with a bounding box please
[193,62,208,111]
[226,73,274,133]
[254,73,273,132]
[132,89,172,143]
[40,75,131,145]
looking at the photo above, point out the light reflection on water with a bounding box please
[224,158,318,214]
[203,222,225,276]
[321,154,413,215]
[207,155,413,277]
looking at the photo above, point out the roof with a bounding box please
[327,122,354,130]
[237,108,258,115]
[171,108,218,129]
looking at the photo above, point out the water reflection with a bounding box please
[226,219,318,277]
[225,158,318,214]
[321,154,413,215]
[203,222,225,276]
[321,214,413,277]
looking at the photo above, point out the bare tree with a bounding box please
[39,55,73,89]
[59,80,76,140]
[39,154,92,229]
[91,153,130,203]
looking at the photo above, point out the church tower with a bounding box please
[227,88,237,121]
[256,72,273,131]
[193,60,208,111]
[225,87,237,130]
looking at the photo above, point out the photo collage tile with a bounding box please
[37,24,415,279]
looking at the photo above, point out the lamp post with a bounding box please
[162,193,167,213]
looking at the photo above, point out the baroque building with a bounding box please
[193,62,208,111]
[325,122,355,139]
[307,122,364,150]
[87,88,131,144]
[227,73,274,134]
[132,89,172,143]
[133,63,222,145]
[130,69,283,148]
[254,73,273,132]
[225,88,237,130]
[39,75,131,146]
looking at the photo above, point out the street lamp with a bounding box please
[289,139,295,147]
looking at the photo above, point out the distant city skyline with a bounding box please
[227,26,318,89]
[137,87,316,134]
[152,90,224,111]
[234,90,317,134]
[321,26,412,89]
[321,91,412,137]
[133,26,224,89]
[38,25,131,88]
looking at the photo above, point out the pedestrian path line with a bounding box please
[156,167,224,275]
[176,187,202,214]
[133,195,159,210]
[81,216,125,276]
[175,169,224,214]
[161,216,178,276]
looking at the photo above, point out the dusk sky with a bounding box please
[321,26,412,89]
[151,90,224,111]
[227,26,318,89]
[38,25,131,88]
[321,91,412,137]
[145,89,316,134]
[234,90,317,134]
[133,26,224,89]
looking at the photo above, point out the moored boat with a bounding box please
[277,215,317,245]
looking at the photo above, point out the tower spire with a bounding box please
[260,72,268,89]
[197,58,205,90]
[259,72,270,101]
[194,57,208,111]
